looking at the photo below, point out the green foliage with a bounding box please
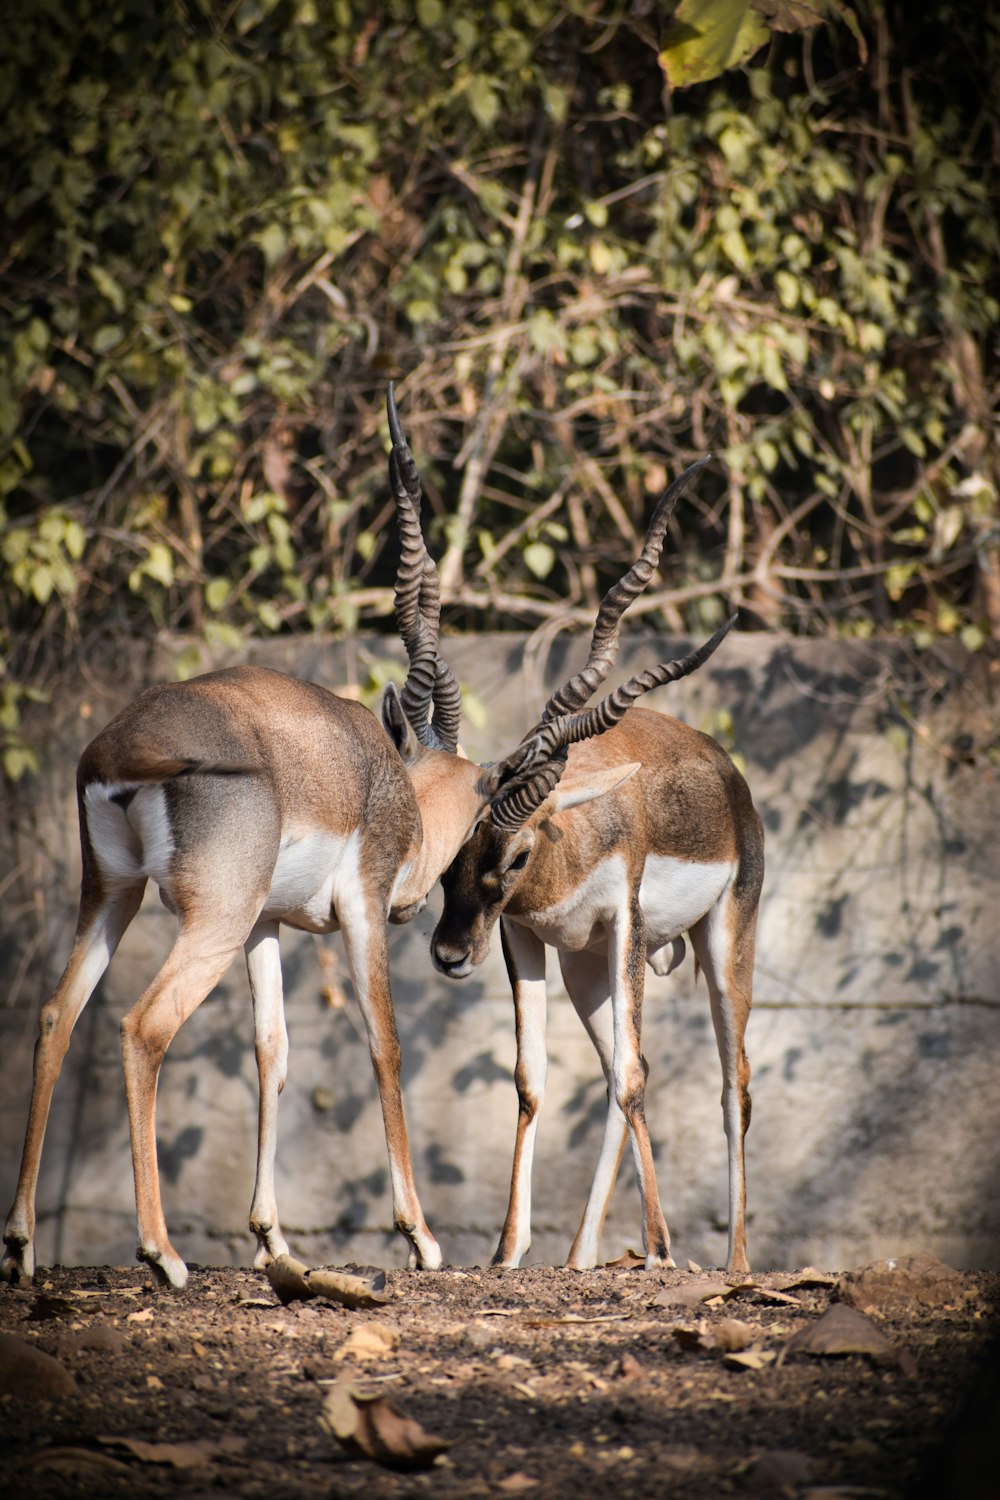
[659,0,772,89]
[1,0,998,775]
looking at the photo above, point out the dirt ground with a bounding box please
[1,1256,997,1500]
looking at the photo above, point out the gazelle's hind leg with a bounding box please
[689,880,758,1276]
[120,905,263,1289]
[609,901,674,1271]
[245,919,291,1268]
[1,880,145,1283]
[559,948,631,1270]
[120,782,279,1289]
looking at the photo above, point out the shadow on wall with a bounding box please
[0,633,997,1271]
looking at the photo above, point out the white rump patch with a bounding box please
[84,782,173,886]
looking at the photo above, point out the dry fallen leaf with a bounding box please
[97,1434,246,1468]
[777,1268,839,1291]
[126,1307,154,1324]
[604,1248,645,1269]
[724,1347,777,1372]
[265,1253,316,1305]
[496,1352,531,1371]
[713,1317,756,1352]
[264,1253,389,1309]
[524,1312,628,1328]
[497,1472,539,1492]
[319,1377,451,1470]
[334,1321,401,1362]
[653,1278,741,1310]
[735,1284,804,1306]
[673,1322,712,1352]
[23,1447,133,1478]
[306,1265,389,1310]
[27,1293,77,1321]
[779,1304,910,1369]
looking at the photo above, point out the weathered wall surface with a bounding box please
[1,632,997,1274]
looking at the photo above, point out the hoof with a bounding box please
[491,1235,529,1269]
[396,1218,442,1271]
[0,1236,35,1286]
[644,1251,677,1271]
[137,1245,189,1290]
[415,1237,443,1272]
[251,1226,290,1270]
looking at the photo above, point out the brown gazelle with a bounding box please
[432,480,764,1276]
[0,387,541,1290]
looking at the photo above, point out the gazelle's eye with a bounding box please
[508,849,530,872]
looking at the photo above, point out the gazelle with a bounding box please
[0,387,540,1290]
[431,487,764,1276]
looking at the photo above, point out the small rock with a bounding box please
[748,1449,815,1490]
[838,1254,968,1315]
[62,1324,127,1355]
[0,1331,77,1400]
[713,1317,755,1352]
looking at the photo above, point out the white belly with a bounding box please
[524,855,629,952]
[522,852,734,957]
[261,828,359,932]
[639,853,734,948]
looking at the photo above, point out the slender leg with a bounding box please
[120,915,254,1289]
[609,897,674,1270]
[245,920,290,1268]
[558,948,629,1270]
[690,886,756,1276]
[493,918,548,1267]
[2,881,145,1283]
[338,891,441,1271]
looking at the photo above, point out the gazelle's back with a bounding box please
[76,665,422,922]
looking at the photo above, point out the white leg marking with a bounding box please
[245,921,290,1267]
[559,948,628,1271]
[494,920,547,1267]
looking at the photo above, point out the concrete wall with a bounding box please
[1,631,997,1274]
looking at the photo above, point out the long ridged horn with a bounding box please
[541,455,711,723]
[490,614,738,832]
[387,384,462,752]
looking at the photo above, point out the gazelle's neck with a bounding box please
[391,751,486,917]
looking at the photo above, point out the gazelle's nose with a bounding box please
[431,938,474,979]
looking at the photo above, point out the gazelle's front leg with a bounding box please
[338,898,441,1271]
[493,919,547,1267]
[245,920,291,1269]
[557,948,629,1270]
[610,897,674,1270]
[2,883,145,1284]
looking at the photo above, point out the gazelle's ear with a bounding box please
[546,761,641,815]
[382,682,421,762]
